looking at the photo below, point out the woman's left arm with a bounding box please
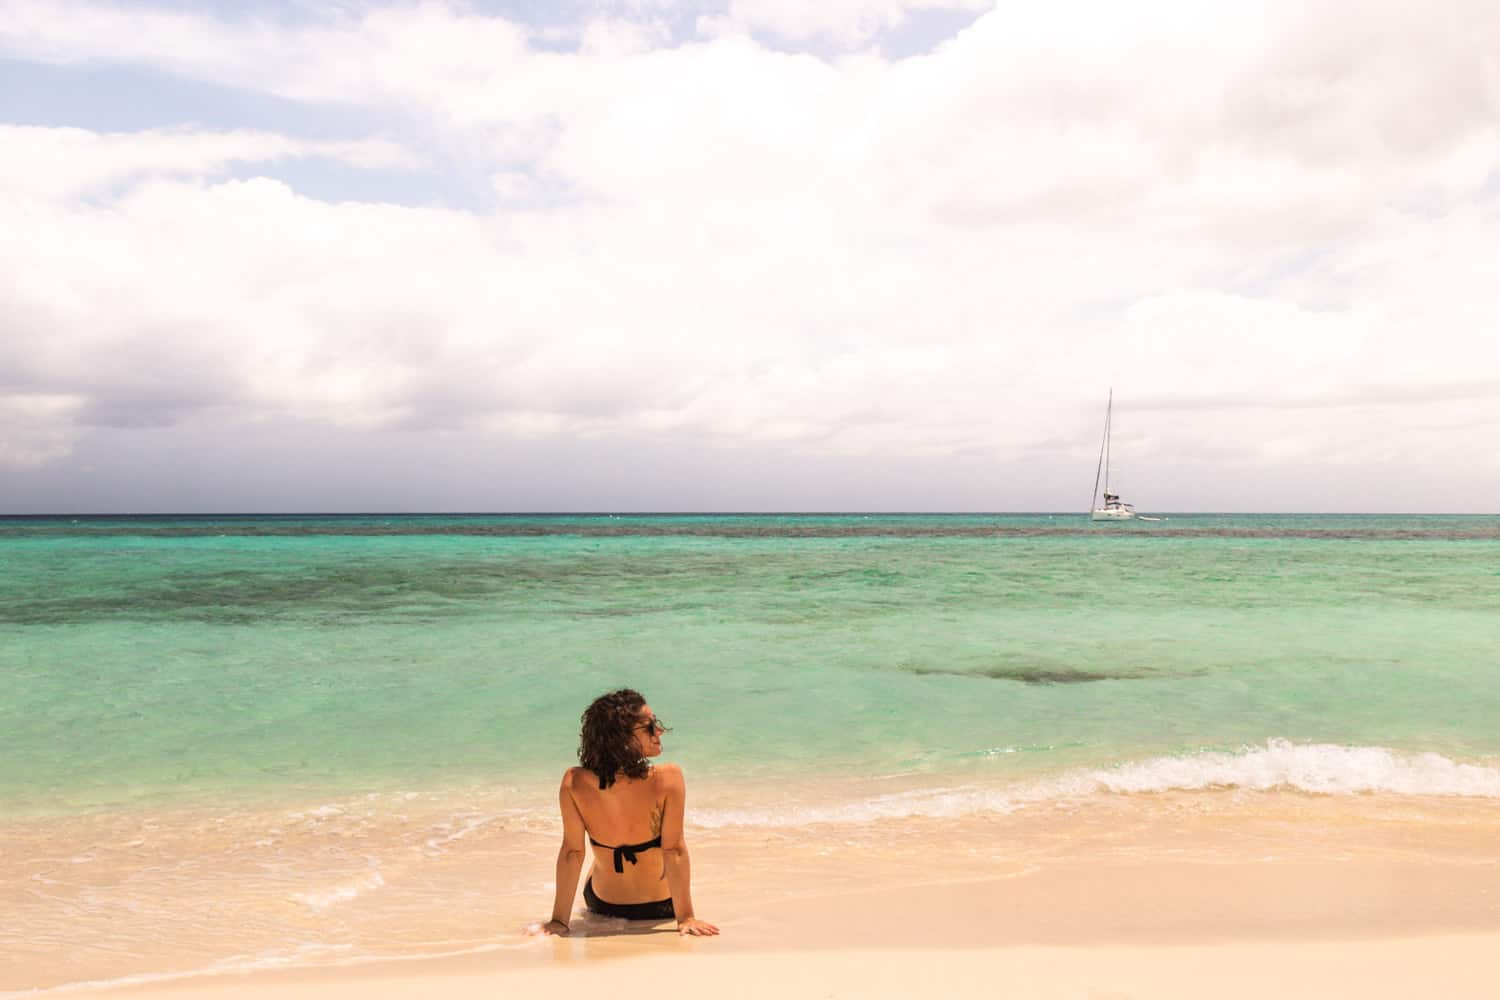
[543,770,588,935]
[658,764,720,936]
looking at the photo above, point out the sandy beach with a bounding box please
[12,789,1496,999]
[102,933,1500,1000]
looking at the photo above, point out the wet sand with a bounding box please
[8,789,1499,997]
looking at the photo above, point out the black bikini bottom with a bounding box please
[583,877,675,921]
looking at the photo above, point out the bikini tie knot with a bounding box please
[589,835,662,874]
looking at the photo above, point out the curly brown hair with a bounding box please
[578,688,651,790]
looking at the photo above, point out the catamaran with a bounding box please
[1089,389,1153,521]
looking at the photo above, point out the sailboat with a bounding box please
[1089,389,1154,521]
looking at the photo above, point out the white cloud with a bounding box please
[0,125,419,201]
[0,0,1497,507]
[721,0,992,46]
[0,0,534,111]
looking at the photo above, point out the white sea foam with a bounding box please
[287,804,344,820]
[423,814,500,854]
[289,870,386,910]
[691,784,1019,828]
[1073,739,1500,797]
[690,741,1500,829]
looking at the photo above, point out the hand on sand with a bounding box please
[677,917,719,936]
[531,920,570,937]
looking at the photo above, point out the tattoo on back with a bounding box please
[651,801,668,880]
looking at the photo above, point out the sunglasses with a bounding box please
[635,715,670,735]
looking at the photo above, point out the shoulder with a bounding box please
[652,762,685,789]
[560,767,587,791]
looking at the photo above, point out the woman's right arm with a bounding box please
[658,764,720,936]
[544,770,587,935]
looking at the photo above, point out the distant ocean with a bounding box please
[5,512,1499,815]
[7,512,1500,990]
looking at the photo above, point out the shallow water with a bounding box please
[3,513,1499,814]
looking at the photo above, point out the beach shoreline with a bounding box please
[12,788,1499,997]
[90,850,1500,999]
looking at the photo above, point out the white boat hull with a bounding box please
[1090,507,1135,521]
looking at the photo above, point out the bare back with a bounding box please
[561,764,679,903]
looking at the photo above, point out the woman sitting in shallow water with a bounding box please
[542,688,719,937]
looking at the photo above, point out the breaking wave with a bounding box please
[691,740,1500,828]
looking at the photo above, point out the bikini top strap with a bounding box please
[589,835,664,873]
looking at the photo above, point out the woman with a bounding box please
[541,688,719,936]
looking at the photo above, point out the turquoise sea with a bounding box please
[5,513,1500,817]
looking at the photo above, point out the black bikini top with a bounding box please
[589,835,663,873]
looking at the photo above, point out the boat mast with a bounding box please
[1090,387,1111,512]
[1103,389,1112,498]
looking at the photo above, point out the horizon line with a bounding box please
[2,510,1497,518]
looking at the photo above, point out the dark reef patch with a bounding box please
[908,663,1200,685]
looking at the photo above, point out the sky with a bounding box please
[2,0,1498,513]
